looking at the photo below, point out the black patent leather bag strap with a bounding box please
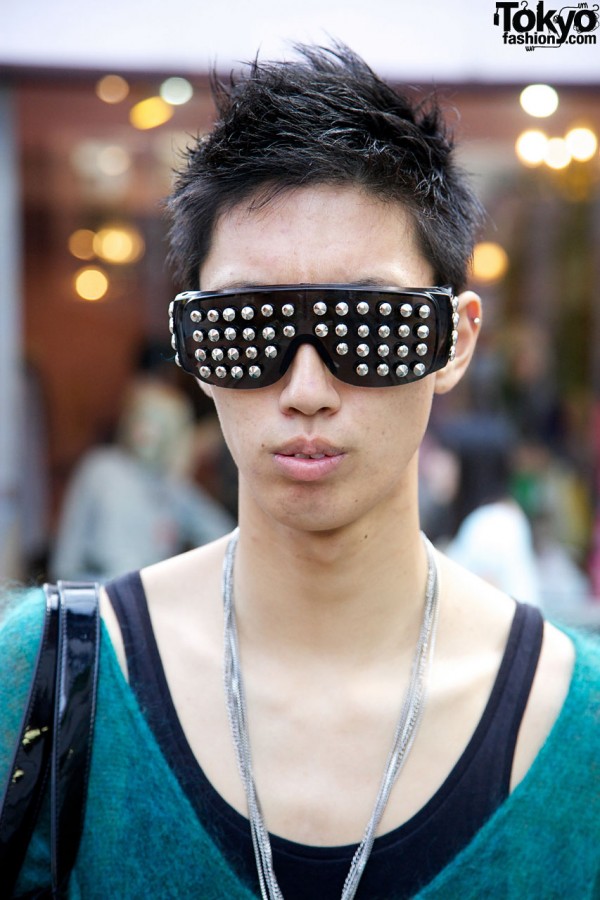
[51,582,100,894]
[0,589,59,896]
[0,582,100,899]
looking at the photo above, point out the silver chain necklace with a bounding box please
[222,528,440,900]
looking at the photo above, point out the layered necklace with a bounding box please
[222,528,440,900]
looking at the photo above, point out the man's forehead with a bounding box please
[201,184,433,290]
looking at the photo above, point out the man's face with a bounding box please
[198,184,451,535]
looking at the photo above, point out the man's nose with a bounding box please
[278,343,342,417]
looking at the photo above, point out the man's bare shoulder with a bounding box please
[100,532,233,677]
[511,617,575,788]
[142,532,232,603]
[437,550,575,791]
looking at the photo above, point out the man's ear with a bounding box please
[433,290,482,395]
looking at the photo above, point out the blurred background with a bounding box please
[0,0,599,625]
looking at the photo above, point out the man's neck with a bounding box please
[231,488,429,668]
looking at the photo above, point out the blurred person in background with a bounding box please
[511,439,592,611]
[418,432,460,544]
[441,415,541,606]
[50,375,234,581]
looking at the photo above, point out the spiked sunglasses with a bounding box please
[170,284,459,389]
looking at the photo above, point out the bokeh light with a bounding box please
[68,229,96,260]
[544,137,571,170]
[515,129,548,166]
[160,77,193,106]
[93,225,145,264]
[96,74,130,104]
[565,127,598,162]
[96,145,131,177]
[519,84,559,118]
[472,242,509,283]
[74,267,109,301]
[129,97,174,130]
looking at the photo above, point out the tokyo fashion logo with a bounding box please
[494,2,599,49]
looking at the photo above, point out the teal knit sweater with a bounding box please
[1,591,599,898]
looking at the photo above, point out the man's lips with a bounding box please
[272,440,346,481]
[275,438,344,458]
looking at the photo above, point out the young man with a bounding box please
[1,44,599,899]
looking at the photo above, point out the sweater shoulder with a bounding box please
[569,625,600,674]
[417,625,600,897]
[0,587,46,685]
[0,589,47,789]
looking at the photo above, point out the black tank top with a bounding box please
[106,572,544,899]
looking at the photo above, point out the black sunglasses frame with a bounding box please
[170,284,459,389]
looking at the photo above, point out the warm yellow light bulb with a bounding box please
[545,137,571,170]
[515,129,548,166]
[472,242,509,283]
[519,84,559,118]
[96,74,129,104]
[94,226,144,264]
[74,267,109,301]
[565,127,598,162]
[68,229,96,260]
[129,97,174,130]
